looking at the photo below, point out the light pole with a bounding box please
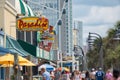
[112,27,120,69]
[113,28,120,40]
[73,45,87,71]
[74,45,84,56]
[88,32,103,69]
[57,0,68,68]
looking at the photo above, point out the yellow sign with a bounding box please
[16,17,49,31]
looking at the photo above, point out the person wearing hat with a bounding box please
[90,68,96,80]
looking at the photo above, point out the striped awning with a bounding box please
[15,0,34,16]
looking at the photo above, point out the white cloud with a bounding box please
[83,24,114,45]
[73,0,120,6]
[72,5,91,18]
[75,5,120,25]
[73,5,120,45]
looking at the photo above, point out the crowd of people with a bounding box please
[37,67,120,80]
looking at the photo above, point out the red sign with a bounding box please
[39,41,52,52]
[16,17,49,31]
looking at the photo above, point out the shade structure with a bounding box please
[0,53,36,67]
[0,53,36,80]
[15,0,34,16]
[63,67,70,72]
[0,60,36,67]
[57,67,70,72]
[0,53,14,64]
[6,36,30,57]
[0,53,29,65]
[38,64,54,71]
[0,46,12,54]
[0,64,13,67]
[19,60,36,66]
[0,53,31,80]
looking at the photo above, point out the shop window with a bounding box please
[0,35,4,47]
[26,32,31,44]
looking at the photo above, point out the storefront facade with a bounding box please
[0,1,34,80]
[0,1,57,79]
[0,1,16,79]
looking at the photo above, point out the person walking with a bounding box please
[85,71,90,80]
[90,68,96,80]
[23,72,29,80]
[60,70,67,80]
[105,69,112,80]
[112,69,120,80]
[54,69,61,80]
[81,71,86,80]
[41,67,51,80]
[74,70,82,80]
[50,71,55,80]
[95,68,105,80]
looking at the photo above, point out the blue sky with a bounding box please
[72,0,120,45]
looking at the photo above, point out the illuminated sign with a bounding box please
[16,17,49,31]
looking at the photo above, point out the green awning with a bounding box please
[15,0,34,16]
[6,36,29,56]
[17,39,36,57]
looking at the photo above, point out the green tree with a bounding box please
[87,21,120,70]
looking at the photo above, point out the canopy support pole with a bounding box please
[14,53,21,80]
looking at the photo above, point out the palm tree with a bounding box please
[87,21,120,70]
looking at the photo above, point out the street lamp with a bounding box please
[88,32,103,69]
[112,27,120,69]
[89,32,102,46]
[73,45,86,71]
[74,45,84,56]
[113,28,120,40]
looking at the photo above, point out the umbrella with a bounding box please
[0,60,36,67]
[38,64,54,71]
[0,53,35,80]
[0,53,14,64]
[0,64,13,67]
[57,67,70,72]
[0,53,28,64]
[63,67,70,72]
[19,60,36,66]
[0,53,36,66]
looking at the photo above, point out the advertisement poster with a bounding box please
[37,25,56,52]
[39,40,52,52]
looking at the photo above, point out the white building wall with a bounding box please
[0,0,16,39]
[0,0,16,79]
